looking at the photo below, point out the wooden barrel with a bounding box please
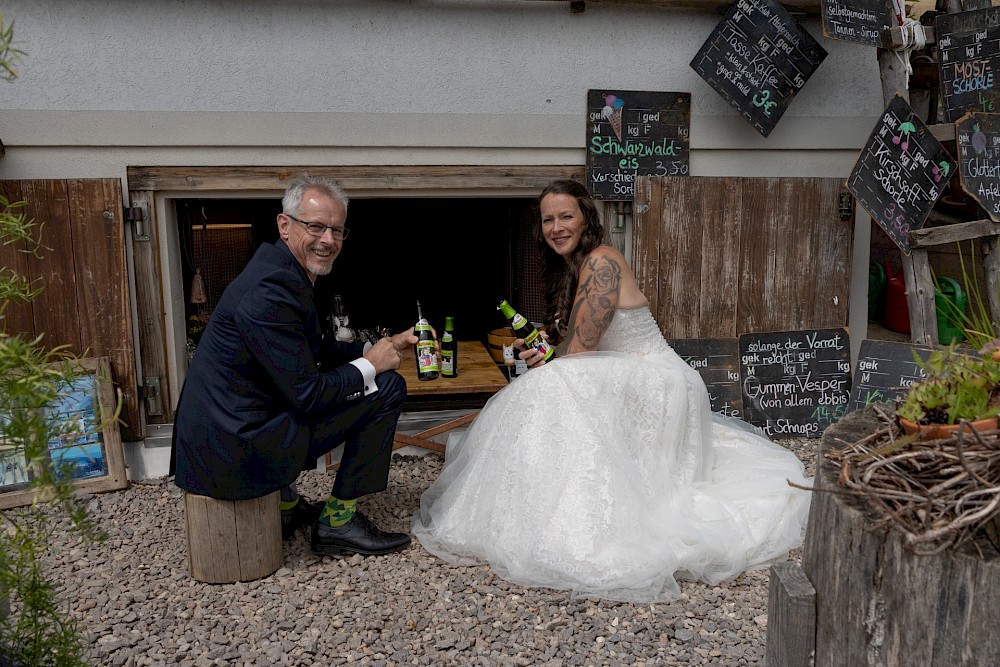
[486,327,516,363]
[795,408,1000,666]
[184,490,282,583]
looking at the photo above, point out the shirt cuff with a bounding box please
[349,357,378,396]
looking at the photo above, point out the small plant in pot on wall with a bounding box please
[896,341,1000,439]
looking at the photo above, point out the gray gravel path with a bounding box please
[31,438,819,666]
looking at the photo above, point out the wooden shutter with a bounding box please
[633,175,853,338]
[0,179,139,442]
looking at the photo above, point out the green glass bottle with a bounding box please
[497,299,553,362]
[415,300,439,381]
[440,316,457,378]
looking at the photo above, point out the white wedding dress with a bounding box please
[411,307,811,603]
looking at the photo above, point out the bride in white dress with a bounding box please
[411,180,811,603]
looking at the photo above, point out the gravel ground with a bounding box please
[23,437,819,667]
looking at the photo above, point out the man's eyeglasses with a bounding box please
[285,214,350,240]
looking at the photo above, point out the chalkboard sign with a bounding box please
[937,6,1000,123]
[739,328,852,438]
[956,111,1000,221]
[585,90,691,201]
[690,0,827,138]
[821,0,895,48]
[848,339,935,412]
[848,95,955,255]
[667,338,744,418]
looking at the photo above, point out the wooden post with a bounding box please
[878,34,940,345]
[184,490,283,583]
[765,561,816,667]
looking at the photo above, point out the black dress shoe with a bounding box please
[311,512,412,556]
[281,498,324,540]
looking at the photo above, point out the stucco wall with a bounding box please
[0,0,884,178]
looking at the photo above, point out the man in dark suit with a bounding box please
[171,175,417,556]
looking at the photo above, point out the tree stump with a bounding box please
[184,491,282,583]
[801,408,1000,666]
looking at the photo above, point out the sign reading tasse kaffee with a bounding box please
[690,0,827,138]
[586,90,691,201]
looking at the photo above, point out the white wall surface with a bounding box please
[0,0,884,178]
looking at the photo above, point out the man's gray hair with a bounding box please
[282,175,350,216]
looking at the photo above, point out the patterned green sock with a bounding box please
[320,496,357,527]
[279,497,299,512]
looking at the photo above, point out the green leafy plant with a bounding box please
[897,342,1000,425]
[0,16,115,666]
[934,241,998,351]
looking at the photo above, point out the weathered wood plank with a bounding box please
[126,165,585,193]
[129,189,173,425]
[0,180,34,337]
[68,179,140,441]
[19,179,82,353]
[906,248,938,346]
[910,219,1000,247]
[765,561,816,667]
[632,175,661,322]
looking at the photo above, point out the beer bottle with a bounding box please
[497,299,553,363]
[440,316,457,378]
[414,300,439,381]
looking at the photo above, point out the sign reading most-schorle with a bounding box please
[937,6,1000,123]
[585,90,691,202]
[848,95,955,255]
[690,0,827,138]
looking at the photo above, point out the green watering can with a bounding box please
[935,276,967,345]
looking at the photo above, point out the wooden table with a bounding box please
[392,340,510,453]
[325,341,509,470]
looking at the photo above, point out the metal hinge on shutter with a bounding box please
[140,377,163,416]
[838,192,854,222]
[125,201,150,241]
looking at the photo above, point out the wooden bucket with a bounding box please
[486,327,516,363]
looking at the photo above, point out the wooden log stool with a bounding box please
[183,490,283,583]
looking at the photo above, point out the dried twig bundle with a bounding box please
[824,405,1000,555]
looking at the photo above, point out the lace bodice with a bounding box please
[597,306,671,356]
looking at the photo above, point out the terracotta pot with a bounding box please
[899,416,999,439]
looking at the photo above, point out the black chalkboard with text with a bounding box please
[667,338,744,419]
[848,339,935,412]
[821,0,895,48]
[739,328,852,438]
[956,111,1000,221]
[586,90,691,201]
[937,6,1000,123]
[848,95,955,255]
[690,0,827,138]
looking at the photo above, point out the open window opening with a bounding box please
[174,196,547,364]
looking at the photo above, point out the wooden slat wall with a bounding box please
[0,179,140,442]
[634,176,852,339]
[0,180,34,338]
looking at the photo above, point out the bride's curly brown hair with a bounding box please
[536,180,605,345]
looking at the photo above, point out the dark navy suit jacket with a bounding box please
[171,240,368,499]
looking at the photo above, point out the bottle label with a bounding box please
[415,319,438,374]
[524,329,552,359]
[511,313,527,329]
[441,350,454,374]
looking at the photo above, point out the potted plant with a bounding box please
[896,341,1000,438]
